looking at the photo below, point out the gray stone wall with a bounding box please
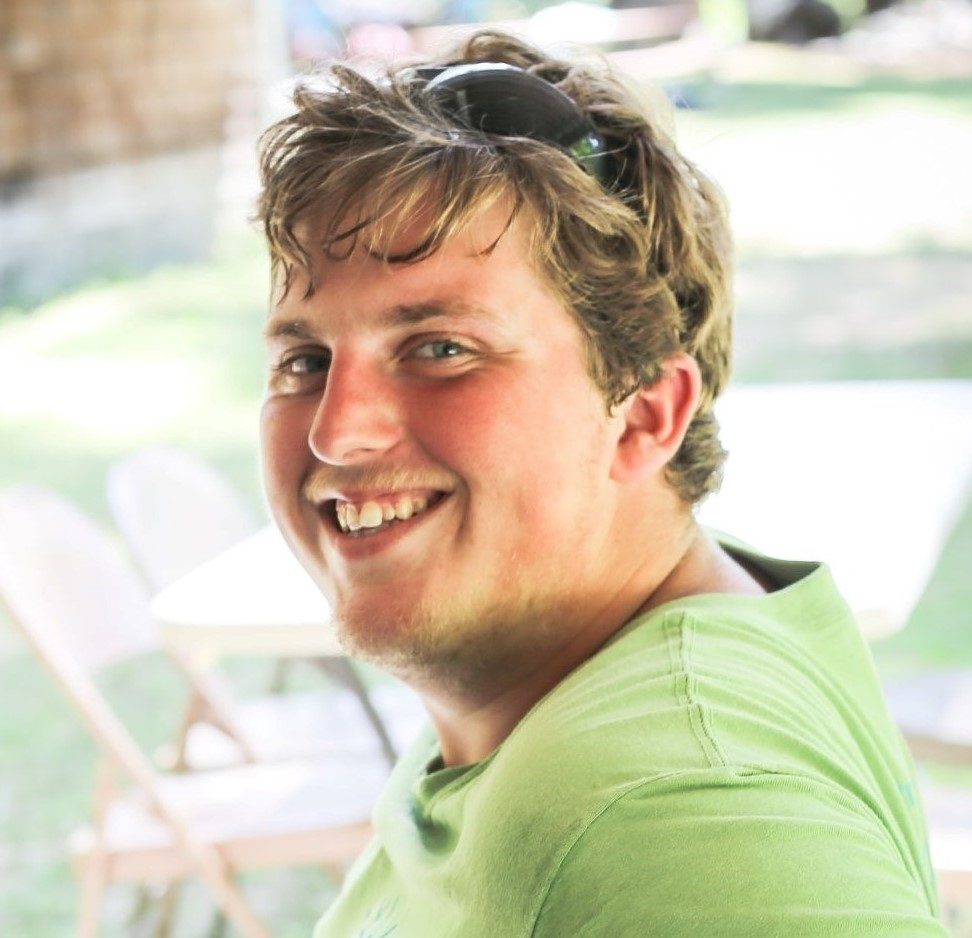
[0,0,250,306]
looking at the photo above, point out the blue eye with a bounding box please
[286,353,330,374]
[268,350,331,394]
[414,340,466,360]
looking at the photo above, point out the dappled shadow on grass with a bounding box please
[734,250,972,384]
[736,337,972,383]
[731,248,972,671]
[0,231,271,524]
[0,850,77,938]
[0,418,264,526]
[678,75,972,119]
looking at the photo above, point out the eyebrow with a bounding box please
[378,301,499,328]
[263,320,317,342]
[264,301,500,342]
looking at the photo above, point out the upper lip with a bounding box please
[304,486,449,506]
[301,467,456,507]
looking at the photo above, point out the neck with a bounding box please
[420,520,765,768]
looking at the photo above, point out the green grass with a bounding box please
[0,233,271,522]
[1,61,971,936]
[676,75,972,118]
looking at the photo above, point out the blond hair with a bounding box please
[257,31,733,504]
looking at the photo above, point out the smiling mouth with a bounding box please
[327,491,448,536]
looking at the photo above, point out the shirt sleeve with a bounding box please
[531,768,948,938]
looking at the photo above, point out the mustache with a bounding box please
[301,464,455,502]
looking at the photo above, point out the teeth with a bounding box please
[334,494,437,533]
[359,501,383,528]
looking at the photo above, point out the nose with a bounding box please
[307,353,404,465]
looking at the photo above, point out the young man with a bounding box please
[257,30,945,937]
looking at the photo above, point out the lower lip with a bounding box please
[320,494,451,561]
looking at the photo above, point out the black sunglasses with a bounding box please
[415,62,617,190]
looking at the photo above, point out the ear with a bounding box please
[610,353,702,484]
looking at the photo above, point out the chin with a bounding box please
[332,593,431,664]
[332,587,473,679]
[332,585,555,698]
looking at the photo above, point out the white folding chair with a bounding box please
[107,448,414,767]
[107,447,259,592]
[0,485,422,771]
[0,485,389,937]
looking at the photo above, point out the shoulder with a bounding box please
[485,602,937,924]
[530,766,947,937]
[498,592,886,789]
[502,590,942,936]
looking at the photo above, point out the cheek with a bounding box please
[408,380,534,477]
[410,378,604,512]
[260,398,312,506]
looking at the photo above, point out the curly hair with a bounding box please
[257,31,733,504]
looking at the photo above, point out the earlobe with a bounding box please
[610,354,702,484]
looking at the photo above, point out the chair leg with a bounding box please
[153,880,181,938]
[192,854,271,938]
[76,853,107,938]
[206,910,229,938]
[77,758,117,938]
[168,649,261,763]
[125,883,156,936]
[316,658,399,767]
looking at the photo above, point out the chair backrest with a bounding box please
[0,491,278,935]
[0,486,158,673]
[107,447,258,590]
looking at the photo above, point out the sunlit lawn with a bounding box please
[1,59,970,935]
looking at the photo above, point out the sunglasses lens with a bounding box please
[423,63,614,188]
[428,64,590,145]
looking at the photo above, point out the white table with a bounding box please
[151,526,400,762]
[698,379,972,640]
[153,524,339,660]
[152,380,972,655]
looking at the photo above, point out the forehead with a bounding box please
[295,188,527,270]
[270,197,559,327]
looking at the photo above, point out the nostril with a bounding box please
[306,366,405,465]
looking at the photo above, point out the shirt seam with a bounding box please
[528,765,926,937]
[666,611,728,768]
[527,768,699,938]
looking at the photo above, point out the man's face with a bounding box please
[261,201,629,684]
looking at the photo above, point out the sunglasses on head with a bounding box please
[414,62,618,190]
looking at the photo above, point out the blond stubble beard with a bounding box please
[331,576,568,701]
